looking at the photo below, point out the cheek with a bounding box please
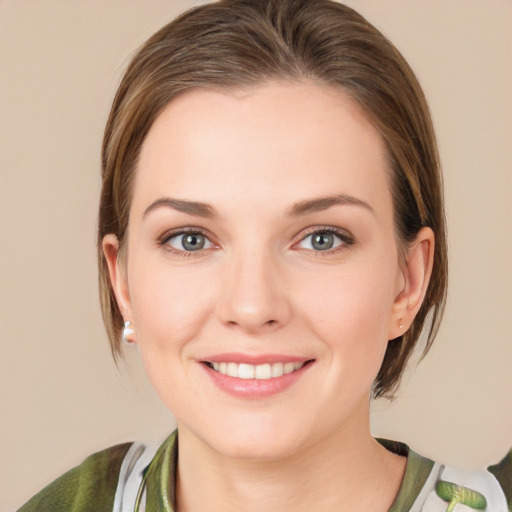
[302,261,396,332]
[126,258,221,412]
[128,258,218,353]
[296,255,398,377]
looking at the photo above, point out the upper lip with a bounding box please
[200,353,313,365]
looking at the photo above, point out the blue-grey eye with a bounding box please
[298,230,345,251]
[167,232,212,251]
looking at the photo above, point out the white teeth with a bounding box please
[255,363,272,380]
[210,361,306,379]
[227,362,238,378]
[238,363,255,379]
[283,362,295,374]
[271,362,284,377]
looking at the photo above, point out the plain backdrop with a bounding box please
[1,1,511,510]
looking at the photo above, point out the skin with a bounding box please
[104,81,434,511]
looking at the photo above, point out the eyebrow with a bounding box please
[287,194,374,217]
[144,198,217,218]
[143,194,374,219]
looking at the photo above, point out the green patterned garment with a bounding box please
[17,443,132,512]
[17,431,511,512]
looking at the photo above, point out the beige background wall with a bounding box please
[1,0,511,510]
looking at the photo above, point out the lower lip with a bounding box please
[201,362,313,399]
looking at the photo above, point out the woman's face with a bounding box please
[106,82,421,459]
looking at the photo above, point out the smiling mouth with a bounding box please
[203,360,314,379]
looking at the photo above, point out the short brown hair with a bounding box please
[98,0,447,398]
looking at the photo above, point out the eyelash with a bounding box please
[298,227,354,255]
[158,228,213,258]
[158,226,354,258]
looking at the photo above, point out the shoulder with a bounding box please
[379,439,511,512]
[405,450,512,512]
[17,442,133,512]
[424,464,509,512]
[488,448,512,511]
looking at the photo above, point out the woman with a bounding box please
[17,0,511,511]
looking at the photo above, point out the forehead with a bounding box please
[133,81,391,218]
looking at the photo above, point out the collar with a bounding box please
[140,430,178,511]
[377,439,435,512]
[139,430,435,512]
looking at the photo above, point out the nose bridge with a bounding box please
[217,240,291,332]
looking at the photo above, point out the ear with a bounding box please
[102,234,135,343]
[388,227,435,340]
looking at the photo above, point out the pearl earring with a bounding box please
[122,321,135,344]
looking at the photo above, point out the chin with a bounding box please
[185,413,313,462]
[213,432,306,461]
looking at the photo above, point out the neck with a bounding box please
[174,400,406,512]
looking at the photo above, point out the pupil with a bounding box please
[312,233,333,250]
[183,234,204,251]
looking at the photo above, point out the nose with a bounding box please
[216,248,292,334]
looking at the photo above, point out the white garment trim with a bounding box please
[112,442,159,512]
[112,442,508,512]
[412,464,508,512]
[408,462,444,512]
